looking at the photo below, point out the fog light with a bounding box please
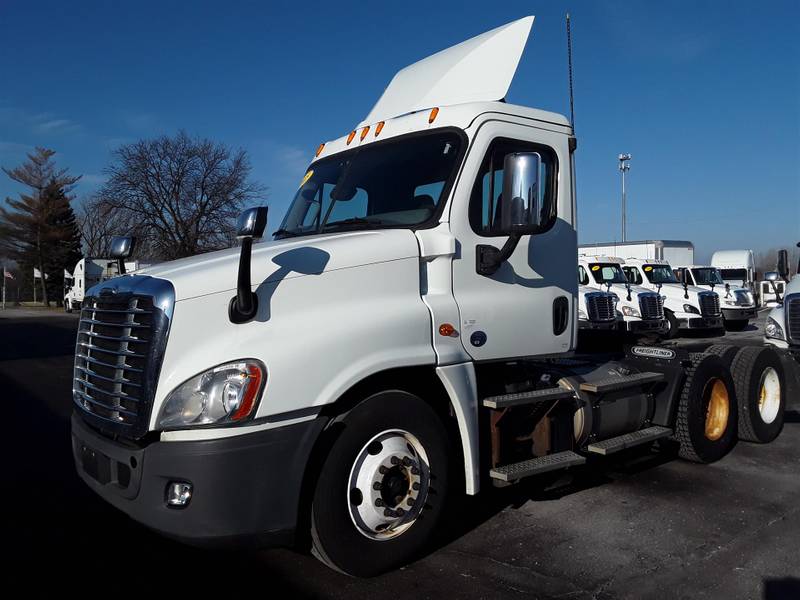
[167,481,193,507]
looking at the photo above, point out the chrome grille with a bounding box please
[638,293,664,320]
[787,294,800,344]
[585,292,616,322]
[699,292,721,317]
[72,276,174,439]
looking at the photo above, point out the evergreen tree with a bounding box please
[0,148,81,305]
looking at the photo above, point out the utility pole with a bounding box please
[618,153,631,242]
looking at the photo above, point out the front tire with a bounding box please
[664,310,680,339]
[310,390,451,577]
[730,347,786,443]
[673,353,738,463]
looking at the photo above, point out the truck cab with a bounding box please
[764,244,800,359]
[69,17,783,577]
[673,265,756,331]
[621,258,723,338]
[578,256,664,335]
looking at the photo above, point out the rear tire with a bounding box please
[664,310,680,339]
[704,344,739,365]
[730,347,785,443]
[673,353,738,463]
[724,319,749,332]
[310,390,451,577]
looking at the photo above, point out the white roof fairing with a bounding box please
[358,16,535,127]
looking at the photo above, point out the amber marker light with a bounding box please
[315,143,325,157]
[438,323,457,337]
[346,130,356,145]
[375,121,385,136]
[360,126,370,141]
[428,107,439,124]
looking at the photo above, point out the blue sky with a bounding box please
[1,0,798,262]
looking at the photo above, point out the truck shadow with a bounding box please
[253,247,330,322]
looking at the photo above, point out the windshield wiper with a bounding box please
[273,228,300,238]
[322,217,384,230]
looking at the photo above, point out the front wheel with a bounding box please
[663,310,680,339]
[310,390,451,577]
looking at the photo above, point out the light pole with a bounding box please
[618,153,631,242]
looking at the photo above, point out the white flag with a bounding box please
[33,268,49,280]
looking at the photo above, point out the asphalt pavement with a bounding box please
[3,307,798,598]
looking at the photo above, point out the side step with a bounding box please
[586,426,672,455]
[579,371,664,394]
[482,386,575,409]
[490,450,586,482]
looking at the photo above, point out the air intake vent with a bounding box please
[639,293,664,320]
[699,292,721,317]
[585,293,616,322]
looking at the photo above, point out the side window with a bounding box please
[469,138,558,236]
[578,265,589,285]
[623,266,641,285]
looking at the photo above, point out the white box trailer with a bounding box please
[579,240,694,266]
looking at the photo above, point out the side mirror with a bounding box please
[477,152,548,277]
[765,271,779,282]
[110,235,136,275]
[229,206,268,324]
[777,249,789,281]
[724,282,730,297]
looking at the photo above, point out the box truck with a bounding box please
[579,240,694,267]
[70,17,787,576]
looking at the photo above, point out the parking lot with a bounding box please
[3,307,798,598]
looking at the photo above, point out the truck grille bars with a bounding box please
[638,293,664,320]
[72,277,174,439]
[786,294,800,344]
[698,292,721,317]
[585,293,616,322]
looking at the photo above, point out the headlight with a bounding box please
[622,305,640,317]
[683,304,700,314]
[159,360,265,428]
[723,299,737,306]
[578,309,588,319]
[765,317,785,340]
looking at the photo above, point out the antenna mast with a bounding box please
[566,13,576,131]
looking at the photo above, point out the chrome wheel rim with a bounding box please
[347,429,430,541]
[758,367,781,424]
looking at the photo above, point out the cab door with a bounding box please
[448,120,576,361]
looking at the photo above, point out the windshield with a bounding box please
[276,131,463,238]
[643,264,678,284]
[719,268,747,283]
[589,263,628,284]
[692,268,724,285]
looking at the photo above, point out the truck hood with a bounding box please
[658,283,713,306]
[136,229,421,301]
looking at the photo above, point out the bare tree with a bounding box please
[96,131,265,260]
[79,196,134,257]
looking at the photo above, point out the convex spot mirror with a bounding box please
[497,152,551,235]
[237,206,268,239]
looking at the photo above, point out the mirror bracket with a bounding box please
[476,234,521,276]
[229,207,268,324]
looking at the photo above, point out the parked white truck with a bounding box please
[577,256,665,335]
[672,265,757,331]
[64,257,146,312]
[764,246,800,362]
[620,258,724,338]
[711,249,758,304]
[70,17,787,576]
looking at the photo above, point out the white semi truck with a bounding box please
[672,265,757,331]
[620,258,724,338]
[577,256,665,335]
[765,245,800,362]
[64,257,145,312]
[711,249,758,304]
[70,18,788,576]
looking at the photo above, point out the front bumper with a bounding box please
[623,318,666,333]
[579,318,618,331]
[722,306,757,321]
[71,412,325,547]
[679,315,724,330]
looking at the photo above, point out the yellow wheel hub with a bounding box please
[704,378,729,441]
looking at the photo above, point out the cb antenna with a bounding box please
[566,12,576,132]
